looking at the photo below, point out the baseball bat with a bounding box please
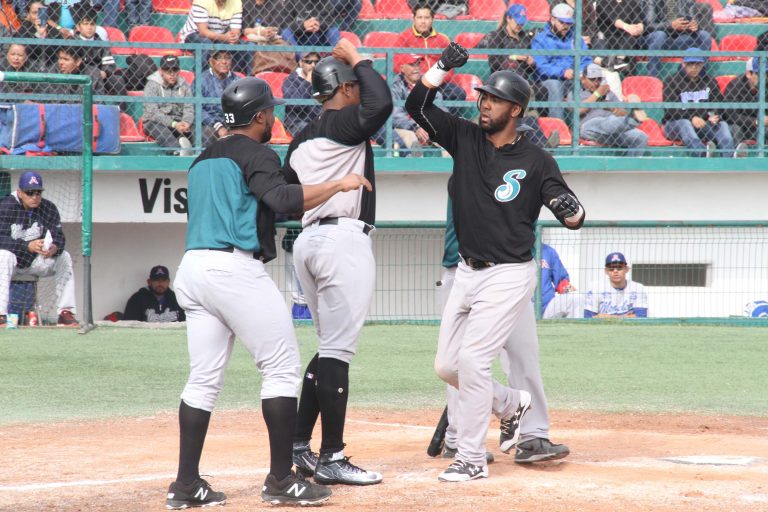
[427,406,449,457]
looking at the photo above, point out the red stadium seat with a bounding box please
[152,0,190,14]
[104,26,133,55]
[340,31,362,47]
[455,32,488,59]
[718,34,757,61]
[129,25,182,56]
[715,74,737,94]
[178,70,195,86]
[255,71,288,98]
[516,0,550,22]
[697,0,723,12]
[137,118,154,142]
[127,90,145,96]
[375,0,413,19]
[469,0,507,20]
[450,73,483,102]
[537,117,572,146]
[271,118,293,144]
[622,75,663,103]
[362,31,400,58]
[358,0,377,20]
[637,119,673,147]
[119,113,145,142]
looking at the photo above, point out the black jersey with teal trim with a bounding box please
[186,134,304,262]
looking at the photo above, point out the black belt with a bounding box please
[462,256,497,270]
[209,247,265,261]
[318,217,373,235]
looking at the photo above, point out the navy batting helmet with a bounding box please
[221,77,284,128]
[311,57,358,101]
[474,70,532,117]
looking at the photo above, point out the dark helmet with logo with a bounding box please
[221,77,284,127]
[474,70,532,117]
[311,56,358,101]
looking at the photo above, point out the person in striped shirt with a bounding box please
[179,0,243,45]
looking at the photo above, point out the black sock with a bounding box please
[176,400,211,485]
[316,357,349,454]
[294,353,320,443]
[262,396,298,480]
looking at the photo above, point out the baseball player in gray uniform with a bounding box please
[282,40,392,486]
[166,77,371,509]
[406,43,585,482]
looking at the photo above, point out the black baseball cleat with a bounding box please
[438,459,488,482]
[165,478,226,509]
[313,452,383,485]
[293,442,319,477]
[261,471,332,506]
[499,390,532,453]
[515,438,570,463]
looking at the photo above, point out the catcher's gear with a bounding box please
[549,192,581,222]
[221,77,284,127]
[427,406,449,457]
[437,42,469,71]
[474,70,532,118]
[311,57,358,100]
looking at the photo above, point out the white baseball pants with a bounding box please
[0,249,76,316]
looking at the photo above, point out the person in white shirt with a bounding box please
[585,251,648,318]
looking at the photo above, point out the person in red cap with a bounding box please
[123,265,186,322]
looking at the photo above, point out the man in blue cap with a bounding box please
[662,47,740,158]
[585,252,648,318]
[0,172,78,326]
[723,57,768,152]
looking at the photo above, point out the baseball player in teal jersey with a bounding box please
[435,198,570,464]
[166,77,371,509]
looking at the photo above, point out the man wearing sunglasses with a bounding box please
[584,252,648,318]
[0,172,78,327]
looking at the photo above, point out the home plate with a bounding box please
[662,456,759,466]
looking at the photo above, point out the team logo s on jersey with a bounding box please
[494,169,527,203]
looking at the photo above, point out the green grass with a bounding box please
[1,323,766,424]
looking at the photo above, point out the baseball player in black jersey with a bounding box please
[406,42,585,482]
[282,39,392,486]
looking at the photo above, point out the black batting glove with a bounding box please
[549,193,580,220]
[437,42,469,71]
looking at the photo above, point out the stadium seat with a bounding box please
[455,32,488,59]
[362,31,400,58]
[450,73,483,102]
[468,0,507,20]
[537,117,572,146]
[622,75,663,103]
[340,31,362,47]
[128,25,182,56]
[137,118,154,142]
[255,71,288,98]
[697,0,723,12]
[516,0,550,22]
[119,113,145,142]
[104,26,133,55]
[358,0,377,20]
[152,0,190,14]
[375,0,413,19]
[178,70,195,86]
[637,119,673,147]
[715,74,737,94]
[271,118,293,144]
[718,34,757,61]
[127,90,145,96]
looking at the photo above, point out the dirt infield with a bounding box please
[2,409,767,512]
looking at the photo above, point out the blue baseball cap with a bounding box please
[18,171,44,191]
[605,252,627,266]
[683,47,706,63]
[149,265,170,280]
[506,4,527,26]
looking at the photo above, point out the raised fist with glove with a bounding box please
[549,192,584,229]
[424,42,469,87]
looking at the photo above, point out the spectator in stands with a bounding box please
[0,172,78,327]
[91,0,119,28]
[15,0,49,66]
[71,3,126,98]
[281,2,340,53]
[723,58,768,150]
[643,0,712,78]
[142,55,195,156]
[242,0,296,74]
[531,3,591,120]
[124,0,153,30]
[564,0,597,46]
[281,51,322,136]
[1,0,20,36]
[396,4,466,108]
[0,43,39,93]
[714,0,768,22]
[539,243,581,319]
[178,0,242,46]
[585,252,648,318]
[390,53,440,156]
[123,265,186,322]
[476,4,537,76]
[44,45,105,96]
[662,48,740,158]
[591,0,645,74]
[566,63,648,156]
[201,49,238,146]
[329,0,361,31]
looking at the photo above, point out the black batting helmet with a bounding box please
[311,56,358,101]
[221,77,284,128]
[474,70,532,117]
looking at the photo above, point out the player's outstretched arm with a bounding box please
[548,193,585,230]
